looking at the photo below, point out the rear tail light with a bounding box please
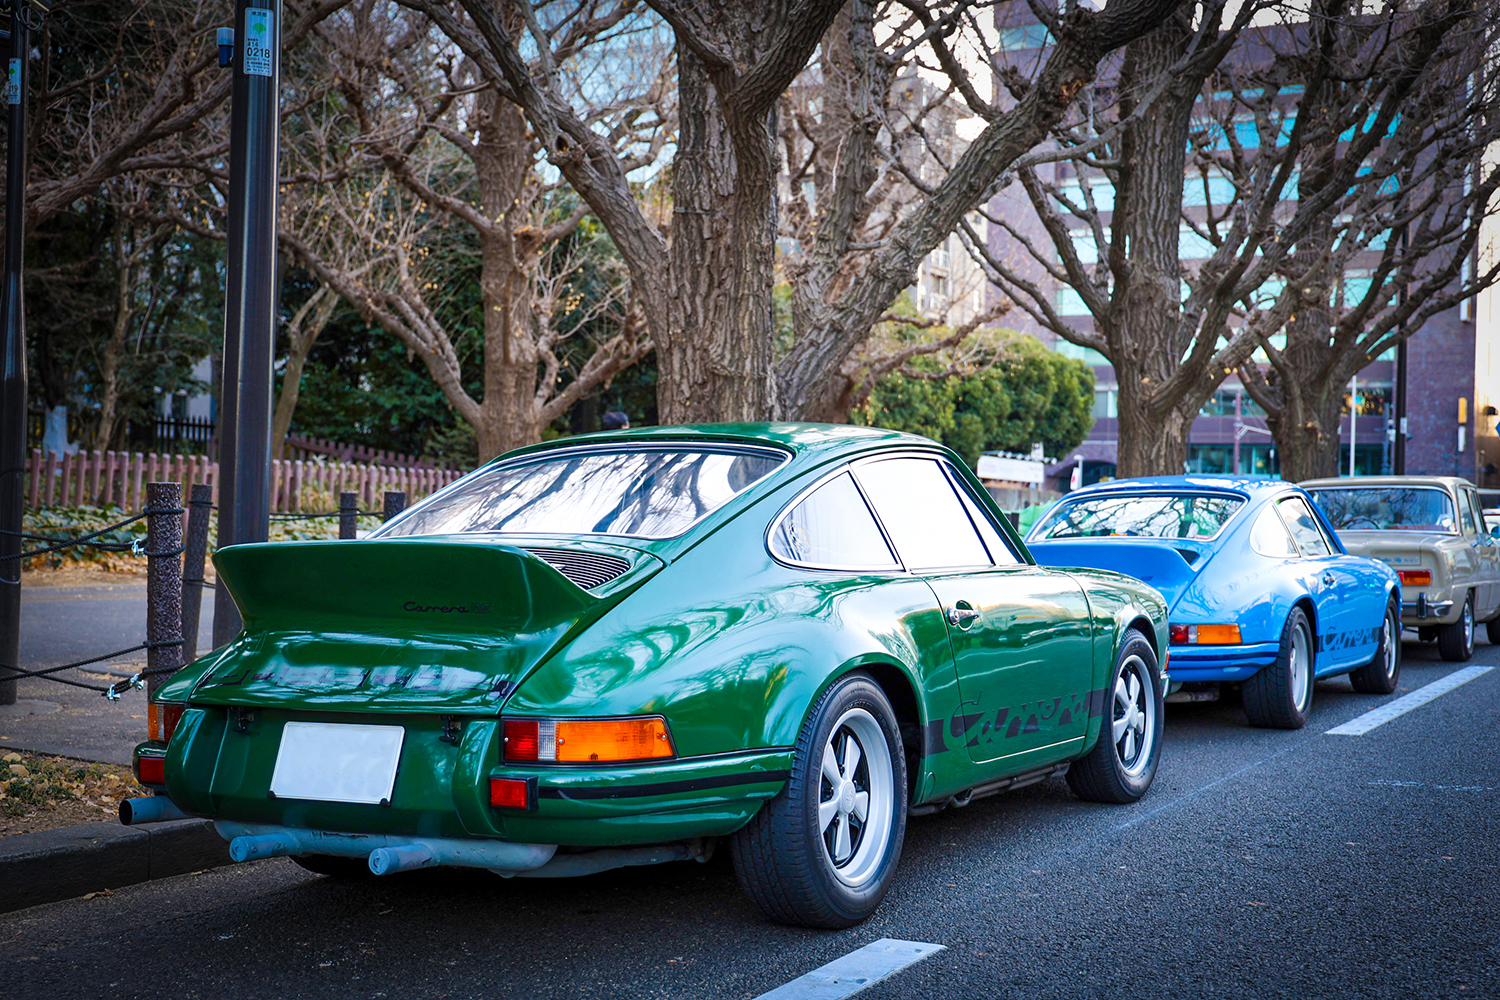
[148,701,185,742]
[136,755,166,785]
[1398,570,1432,586]
[503,716,674,763]
[1169,624,1242,645]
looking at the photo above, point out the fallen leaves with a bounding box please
[0,751,148,836]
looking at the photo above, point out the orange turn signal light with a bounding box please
[1398,570,1432,586]
[1169,623,1241,645]
[148,701,184,743]
[503,716,674,763]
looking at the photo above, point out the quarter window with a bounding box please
[950,473,1022,566]
[855,457,991,571]
[1458,491,1478,535]
[1277,496,1334,557]
[769,472,899,569]
[1250,504,1298,558]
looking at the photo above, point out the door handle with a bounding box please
[946,606,982,628]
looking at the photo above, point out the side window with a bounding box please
[1277,496,1333,557]
[1458,490,1479,536]
[946,468,1022,566]
[769,472,899,569]
[1250,504,1298,557]
[855,457,991,571]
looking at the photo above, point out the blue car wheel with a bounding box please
[1349,600,1401,695]
[1244,607,1314,729]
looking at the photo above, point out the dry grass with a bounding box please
[0,751,150,837]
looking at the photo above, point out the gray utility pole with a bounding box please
[212,0,281,648]
[0,2,39,706]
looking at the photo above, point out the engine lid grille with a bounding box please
[523,548,633,591]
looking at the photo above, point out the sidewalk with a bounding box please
[1,579,230,912]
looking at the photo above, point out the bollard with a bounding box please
[145,482,184,701]
[339,491,358,540]
[179,483,213,664]
[383,491,407,523]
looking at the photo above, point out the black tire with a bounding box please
[1349,599,1401,695]
[1488,614,1500,646]
[291,854,374,879]
[1067,629,1163,804]
[730,672,907,928]
[1437,593,1476,662]
[1244,606,1314,729]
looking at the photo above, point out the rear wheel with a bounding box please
[1349,600,1401,695]
[1488,614,1500,645]
[1244,607,1314,729]
[1437,593,1475,662]
[730,672,907,928]
[1067,629,1162,803]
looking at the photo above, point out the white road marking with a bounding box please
[1325,666,1493,736]
[752,939,944,1000]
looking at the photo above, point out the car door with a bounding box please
[853,455,1094,771]
[1276,494,1373,670]
[1459,487,1500,615]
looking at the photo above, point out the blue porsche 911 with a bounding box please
[1024,477,1401,729]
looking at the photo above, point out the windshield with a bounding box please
[1030,492,1245,541]
[1307,487,1457,533]
[374,446,785,539]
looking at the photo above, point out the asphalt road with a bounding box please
[2,638,1496,1000]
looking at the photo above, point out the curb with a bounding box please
[0,817,232,913]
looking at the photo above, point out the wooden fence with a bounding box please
[283,434,442,470]
[24,449,466,513]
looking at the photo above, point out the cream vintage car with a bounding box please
[1301,476,1500,661]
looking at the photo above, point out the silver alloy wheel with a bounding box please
[1462,597,1475,652]
[1111,654,1156,778]
[1289,617,1312,710]
[817,707,895,889]
[1380,607,1398,681]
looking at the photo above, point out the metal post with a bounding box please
[179,483,213,663]
[0,9,32,706]
[338,491,357,539]
[382,490,406,523]
[145,483,184,701]
[212,0,281,647]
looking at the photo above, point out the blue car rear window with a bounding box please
[1032,493,1244,541]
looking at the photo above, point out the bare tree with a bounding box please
[411,0,1187,426]
[979,0,1499,477]
[1229,0,1500,480]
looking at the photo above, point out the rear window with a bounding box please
[1030,492,1244,541]
[375,446,785,539]
[1307,487,1457,533]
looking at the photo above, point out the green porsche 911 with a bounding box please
[125,423,1169,927]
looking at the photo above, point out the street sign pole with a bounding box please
[212,0,280,647]
[0,7,32,705]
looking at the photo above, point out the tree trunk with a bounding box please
[271,287,337,460]
[1268,385,1343,482]
[658,48,776,424]
[1114,380,1191,477]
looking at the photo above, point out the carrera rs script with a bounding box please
[403,601,493,614]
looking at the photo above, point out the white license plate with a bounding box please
[270,722,405,805]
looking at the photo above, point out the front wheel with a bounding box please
[730,673,907,928]
[1067,629,1163,803]
[1349,600,1401,695]
[1244,607,1314,729]
[1437,593,1475,662]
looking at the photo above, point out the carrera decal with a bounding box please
[926,688,1103,757]
[1319,626,1382,653]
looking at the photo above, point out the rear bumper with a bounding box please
[1164,642,1280,682]
[151,707,791,849]
[1401,593,1457,625]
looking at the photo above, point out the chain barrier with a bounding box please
[0,507,178,562]
[0,639,184,697]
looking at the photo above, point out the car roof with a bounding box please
[1299,475,1474,491]
[484,423,948,473]
[1060,474,1294,500]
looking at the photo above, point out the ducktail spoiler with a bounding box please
[1027,539,1203,606]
